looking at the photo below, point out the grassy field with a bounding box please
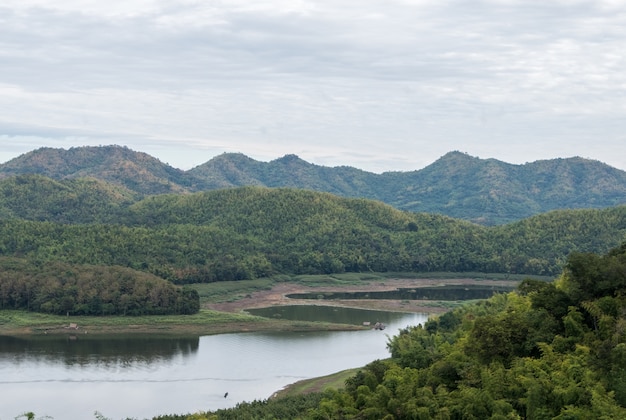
[0,308,364,336]
[0,272,533,336]
[271,368,362,399]
[191,271,536,304]
[189,273,389,303]
[191,278,275,303]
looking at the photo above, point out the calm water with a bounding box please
[0,307,427,420]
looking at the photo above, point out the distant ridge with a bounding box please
[0,145,199,195]
[1,146,626,225]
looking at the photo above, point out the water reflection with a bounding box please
[0,334,199,366]
[287,284,515,301]
[0,310,427,419]
[246,305,416,326]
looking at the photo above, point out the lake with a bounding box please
[0,307,428,419]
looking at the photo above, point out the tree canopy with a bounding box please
[0,185,625,283]
[188,242,626,419]
[0,258,199,316]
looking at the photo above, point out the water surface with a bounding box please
[0,309,427,419]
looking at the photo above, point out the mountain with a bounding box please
[2,146,626,224]
[377,151,626,224]
[187,153,379,197]
[189,151,626,224]
[0,145,201,195]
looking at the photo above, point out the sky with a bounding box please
[1,0,626,173]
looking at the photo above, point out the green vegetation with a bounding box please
[0,307,362,337]
[191,279,274,304]
[5,147,626,417]
[0,182,625,288]
[0,145,195,195]
[4,146,626,224]
[273,368,361,399]
[0,308,252,330]
[0,174,137,223]
[0,258,199,316]
[0,173,624,318]
[153,394,327,420]
[168,242,626,419]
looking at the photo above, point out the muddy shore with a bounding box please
[0,278,517,336]
[207,278,516,314]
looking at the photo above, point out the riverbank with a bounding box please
[271,368,362,399]
[204,277,517,314]
[0,276,522,336]
[0,308,367,336]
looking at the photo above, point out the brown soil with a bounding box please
[3,278,516,336]
[207,278,515,315]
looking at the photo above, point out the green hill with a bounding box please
[0,174,137,223]
[0,258,199,316]
[2,146,626,224]
[0,182,625,283]
[0,145,201,195]
[193,243,626,419]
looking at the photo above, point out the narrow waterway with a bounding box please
[0,308,428,419]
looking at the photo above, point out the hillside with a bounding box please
[377,152,626,223]
[0,174,137,223]
[1,182,625,282]
[2,146,626,224]
[187,153,380,198]
[0,145,201,195]
[198,243,626,419]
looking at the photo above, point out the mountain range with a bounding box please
[2,145,625,225]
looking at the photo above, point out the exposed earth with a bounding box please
[1,278,520,336]
[206,278,518,315]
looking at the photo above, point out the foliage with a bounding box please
[194,243,626,419]
[0,258,199,316]
[0,174,137,224]
[3,147,626,225]
[0,184,625,285]
[0,170,625,318]
[152,393,326,420]
[0,145,197,195]
[306,242,626,418]
[190,279,274,304]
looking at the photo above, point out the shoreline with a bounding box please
[0,278,517,336]
[205,277,515,314]
[0,310,368,337]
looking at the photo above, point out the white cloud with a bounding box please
[0,0,625,172]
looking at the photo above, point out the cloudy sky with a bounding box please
[1,0,625,173]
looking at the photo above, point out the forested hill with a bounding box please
[200,244,626,419]
[0,145,200,195]
[2,146,626,224]
[1,178,626,282]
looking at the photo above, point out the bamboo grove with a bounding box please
[1,184,625,284]
[159,243,626,419]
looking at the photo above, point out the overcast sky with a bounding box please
[1,0,625,173]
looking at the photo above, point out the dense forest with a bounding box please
[1,173,625,317]
[0,258,199,315]
[157,243,626,419]
[0,177,625,285]
[3,145,626,224]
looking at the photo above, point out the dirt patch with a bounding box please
[206,278,516,314]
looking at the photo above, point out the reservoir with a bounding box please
[0,307,427,419]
